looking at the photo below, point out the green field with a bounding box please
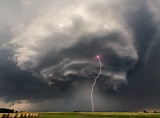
[37,112,160,118]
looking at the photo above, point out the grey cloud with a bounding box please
[0,0,160,112]
[106,0,160,111]
[0,48,66,103]
[10,0,137,93]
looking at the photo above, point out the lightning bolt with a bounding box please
[91,55,102,112]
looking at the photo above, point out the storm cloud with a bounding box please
[10,0,137,92]
[0,0,160,111]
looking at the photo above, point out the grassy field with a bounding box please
[37,112,160,118]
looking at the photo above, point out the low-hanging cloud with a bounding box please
[1,0,160,111]
[10,0,138,92]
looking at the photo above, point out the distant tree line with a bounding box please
[74,111,133,112]
[0,108,14,113]
[143,110,160,113]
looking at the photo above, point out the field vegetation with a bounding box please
[38,112,160,118]
[1,112,160,118]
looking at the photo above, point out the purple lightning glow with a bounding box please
[91,55,102,112]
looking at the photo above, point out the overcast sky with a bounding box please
[0,0,160,112]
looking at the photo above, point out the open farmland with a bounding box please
[38,112,160,118]
[1,112,160,118]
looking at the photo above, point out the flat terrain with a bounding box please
[38,112,160,118]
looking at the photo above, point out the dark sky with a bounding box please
[0,0,160,111]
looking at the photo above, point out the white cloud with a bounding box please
[8,0,138,91]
